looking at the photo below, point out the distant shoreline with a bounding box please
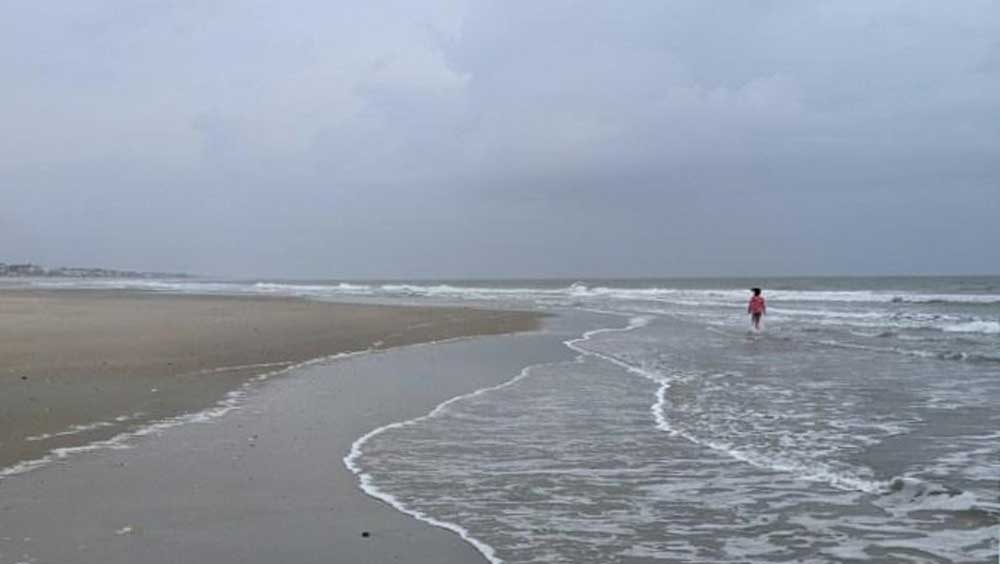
[0,261,192,279]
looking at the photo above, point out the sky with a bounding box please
[2,1,998,278]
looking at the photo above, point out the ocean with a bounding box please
[15,276,1000,562]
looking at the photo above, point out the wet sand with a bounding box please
[0,290,541,472]
[0,308,573,564]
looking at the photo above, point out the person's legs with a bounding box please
[751,313,762,330]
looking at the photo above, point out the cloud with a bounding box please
[1,1,998,276]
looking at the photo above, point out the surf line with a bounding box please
[2,328,507,484]
[344,361,563,564]
[567,312,897,495]
[342,313,647,564]
[562,312,675,431]
[343,312,887,560]
[0,348,376,482]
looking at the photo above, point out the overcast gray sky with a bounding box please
[2,1,998,278]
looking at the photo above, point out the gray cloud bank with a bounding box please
[2,1,998,278]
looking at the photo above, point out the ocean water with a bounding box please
[14,276,1000,562]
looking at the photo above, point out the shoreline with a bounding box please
[0,289,543,475]
[0,314,579,564]
[343,362,541,564]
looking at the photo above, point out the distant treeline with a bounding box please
[0,262,190,279]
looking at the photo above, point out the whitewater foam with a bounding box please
[24,412,147,442]
[942,320,1000,334]
[562,315,903,496]
[342,313,655,564]
[24,278,1000,307]
[344,363,559,564]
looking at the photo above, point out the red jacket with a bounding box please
[748,295,766,314]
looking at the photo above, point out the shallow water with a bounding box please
[345,278,999,563]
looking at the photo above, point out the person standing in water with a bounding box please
[748,287,766,331]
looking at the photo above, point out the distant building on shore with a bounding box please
[0,263,46,276]
[0,262,190,279]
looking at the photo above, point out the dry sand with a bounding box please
[0,290,541,472]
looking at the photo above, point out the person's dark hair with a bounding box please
[751,287,762,296]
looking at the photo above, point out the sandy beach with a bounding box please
[0,325,576,564]
[0,290,541,473]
